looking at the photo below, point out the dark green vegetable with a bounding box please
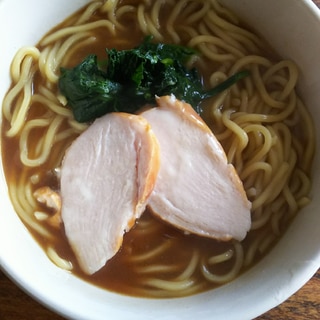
[59,36,249,123]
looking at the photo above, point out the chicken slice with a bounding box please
[34,186,62,228]
[60,112,160,275]
[141,95,251,241]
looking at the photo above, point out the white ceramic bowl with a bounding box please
[0,0,320,319]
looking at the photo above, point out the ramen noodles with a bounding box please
[1,0,315,297]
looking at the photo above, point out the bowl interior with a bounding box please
[0,0,319,319]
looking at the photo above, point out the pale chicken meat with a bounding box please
[141,95,251,241]
[60,112,160,275]
[34,186,62,228]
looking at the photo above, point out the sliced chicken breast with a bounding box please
[141,95,251,241]
[60,112,160,275]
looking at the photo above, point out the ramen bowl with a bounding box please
[0,0,320,319]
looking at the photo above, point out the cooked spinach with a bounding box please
[59,36,249,123]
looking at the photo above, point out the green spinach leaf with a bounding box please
[59,37,249,122]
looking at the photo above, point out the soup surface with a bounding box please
[1,0,315,298]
